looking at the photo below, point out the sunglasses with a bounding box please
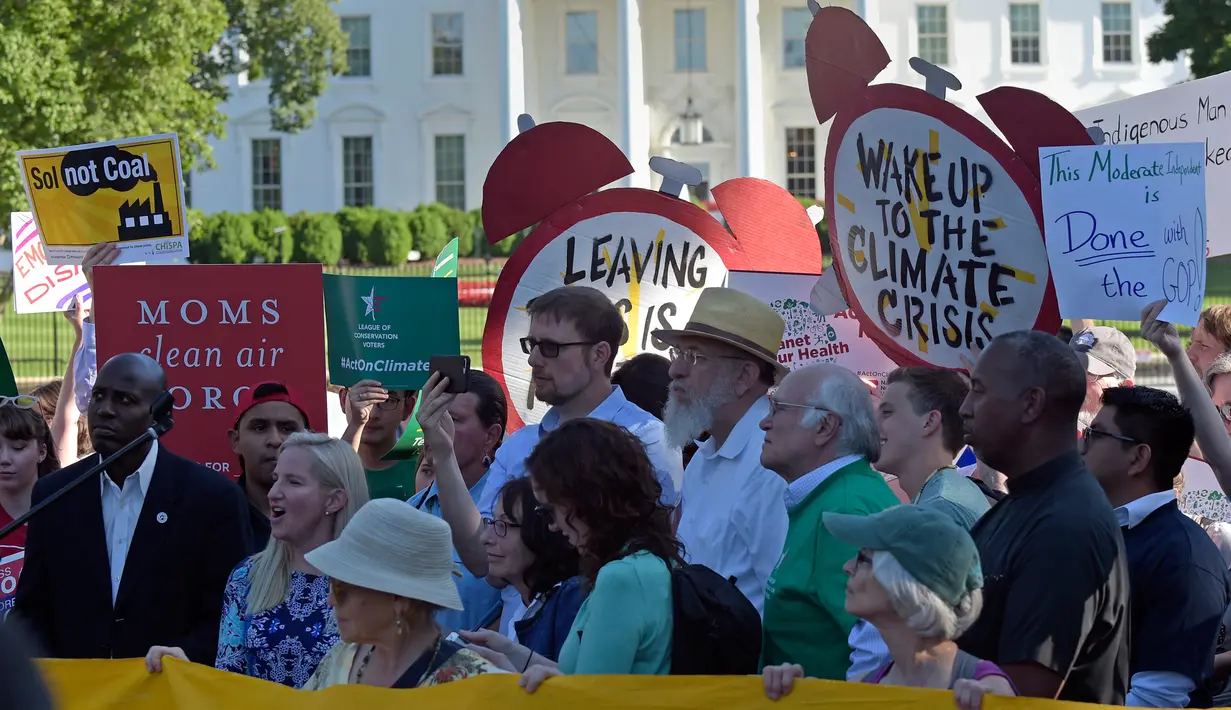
[0,396,38,410]
[1218,403,1231,423]
[855,550,873,568]
[519,337,597,359]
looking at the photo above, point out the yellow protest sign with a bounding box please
[35,658,1099,710]
[17,133,189,265]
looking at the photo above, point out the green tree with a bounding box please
[0,0,347,217]
[1146,1,1231,77]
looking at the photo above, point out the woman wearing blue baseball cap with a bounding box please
[762,504,1017,710]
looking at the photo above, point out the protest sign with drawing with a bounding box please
[1179,456,1231,524]
[9,212,90,313]
[324,274,460,390]
[727,270,897,395]
[1040,142,1207,326]
[1075,72,1231,256]
[18,133,189,265]
[92,264,327,476]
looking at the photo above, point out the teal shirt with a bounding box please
[558,551,673,675]
[761,458,899,680]
[914,467,990,532]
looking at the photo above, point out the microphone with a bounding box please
[0,393,178,542]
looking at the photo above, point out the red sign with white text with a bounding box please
[93,264,326,477]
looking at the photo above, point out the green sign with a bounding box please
[432,238,460,278]
[324,274,460,390]
[0,337,17,397]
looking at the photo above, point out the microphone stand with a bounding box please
[0,397,175,542]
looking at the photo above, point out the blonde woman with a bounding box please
[303,499,505,689]
[145,433,369,688]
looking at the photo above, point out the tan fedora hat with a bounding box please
[653,287,787,376]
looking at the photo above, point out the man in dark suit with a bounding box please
[11,352,252,662]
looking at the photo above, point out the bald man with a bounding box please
[12,353,253,663]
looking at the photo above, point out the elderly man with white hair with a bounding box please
[758,363,899,680]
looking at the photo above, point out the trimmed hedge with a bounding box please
[185,203,536,265]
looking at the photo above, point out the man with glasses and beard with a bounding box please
[654,288,789,614]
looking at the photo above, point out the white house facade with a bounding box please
[188,0,1187,218]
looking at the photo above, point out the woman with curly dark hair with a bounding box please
[512,418,683,691]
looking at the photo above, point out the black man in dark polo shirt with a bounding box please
[229,382,311,549]
[958,330,1129,705]
[1084,386,1229,708]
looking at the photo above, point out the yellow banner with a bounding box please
[17,133,189,265]
[36,659,1101,710]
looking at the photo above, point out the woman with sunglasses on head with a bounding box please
[0,396,60,613]
[144,433,369,688]
[458,477,583,666]
[508,418,683,693]
[761,505,1016,710]
[303,499,506,689]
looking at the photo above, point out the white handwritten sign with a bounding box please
[727,270,898,394]
[8,212,90,314]
[1075,72,1231,256]
[1040,143,1207,326]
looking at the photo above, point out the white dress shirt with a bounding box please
[676,397,787,614]
[1114,490,1197,708]
[99,441,159,605]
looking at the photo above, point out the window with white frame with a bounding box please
[343,137,374,207]
[675,9,706,72]
[785,128,816,199]
[1101,2,1132,63]
[251,139,282,212]
[435,135,466,210]
[432,13,464,76]
[783,7,811,69]
[916,5,949,66]
[341,17,371,77]
[1009,4,1040,65]
[566,11,598,74]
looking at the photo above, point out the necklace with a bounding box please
[354,636,445,688]
[910,465,956,504]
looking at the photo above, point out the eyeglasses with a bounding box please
[855,550,873,568]
[767,397,831,418]
[483,517,522,538]
[667,347,748,367]
[375,396,404,411]
[520,337,597,359]
[1080,425,1141,452]
[0,396,37,410]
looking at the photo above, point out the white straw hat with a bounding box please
[304,498,464,611]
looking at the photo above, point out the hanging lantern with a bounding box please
[678,98,705,146]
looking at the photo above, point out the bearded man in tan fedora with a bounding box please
[654,287,790,615]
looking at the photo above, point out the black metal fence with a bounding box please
[0,260,504,388]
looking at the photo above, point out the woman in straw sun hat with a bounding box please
[303,499,506,689]
[762,505,1017,710]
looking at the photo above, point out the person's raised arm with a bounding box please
[73,243,115,415]
[416,373,489,576]
[52,296,88,463]
[340,380,387,452]
[1141,300,1231,492]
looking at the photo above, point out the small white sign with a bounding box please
[9,212,90,314]
[1039,142,1207,326]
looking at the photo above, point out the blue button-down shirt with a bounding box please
[409,472,502,633]
[476,385,682,518]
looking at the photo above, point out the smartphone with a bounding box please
[444,631,463,644]
[430,355,470,394]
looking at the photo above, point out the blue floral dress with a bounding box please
[215,557,338,688]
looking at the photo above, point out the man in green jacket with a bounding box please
[758,363,900,680]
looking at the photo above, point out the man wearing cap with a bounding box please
[230,382,311,548]
[1070,326,1136,429]
[655,287,789,615]
[758,363,898,680]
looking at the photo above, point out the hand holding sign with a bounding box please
[1140,298,1186,360]
[1041,143,1207,326]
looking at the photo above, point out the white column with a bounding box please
[499,0,526,146]
[618,0,650,187]
[736,0,765,178]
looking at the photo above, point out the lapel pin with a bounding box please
[156,512,168,524]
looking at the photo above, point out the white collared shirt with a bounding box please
[1115,490,1176,529]
[99,441,159,604]
[676,398,787,614]
[784,454,864,510]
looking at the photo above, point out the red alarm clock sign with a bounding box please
[806,5,1088,369]
[482,119,823,431]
